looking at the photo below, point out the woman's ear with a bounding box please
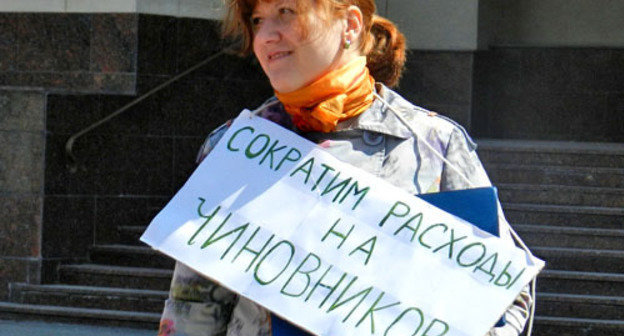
[344,5,364,48]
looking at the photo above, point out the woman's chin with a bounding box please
[270,81,302,94]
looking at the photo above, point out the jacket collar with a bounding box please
[333,84,414,139]
[264,84,417,139]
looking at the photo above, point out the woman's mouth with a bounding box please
[268,51,292,61]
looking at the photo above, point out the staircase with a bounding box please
[1,139,623,335]
[0,230,171,329]
[478,139,624,336]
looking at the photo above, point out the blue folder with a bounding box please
[271,187,504,335]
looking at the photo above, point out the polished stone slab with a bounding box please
[0,319,155,336]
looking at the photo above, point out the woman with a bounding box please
[159,0,532,335]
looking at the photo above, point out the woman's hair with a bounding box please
[222,0,406,87]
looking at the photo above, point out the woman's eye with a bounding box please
[278,7,295,15]
[251,17,262,26]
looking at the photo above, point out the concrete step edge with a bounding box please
[497,183,624,194]
[91,244,158,255]
[484,163,624,174]
[0,302,160,322]
[531,246,624,257]
[535,315,624,327]
[59,264,172,278]
[476,139,624,155]
[537,292,624,305]
[11,283,168,298]
[514,225,624,237]
[118,225,147,233]
[503,203,624,215]
[540,270,624,281]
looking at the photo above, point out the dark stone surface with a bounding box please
[0,72,136,95]
[473,47,624,142]
[612,50,624,93]
[174,18,222,73]
[46,94,102,135]
[519,48,617,95]
[0,258,29,299]
[0,90,45,132]
[45,133,174,195]
[481,91,612,140]
[0,72,54,88]
[165,78,273,137]
[135,74,172,95]
[0,13,270,95]
[0,13,136,94]
[204,53,268,81]
[40,258,63,283]
[14,14,91,72]
[0,14,15,71]
[91,73,136,94]
[0,132,45,194]
[51,72,104,93]
[47,92,174,136]
[173,17,268,80]
[96,91,175,136]
[0,196,42,257]
[42,196,95,259]
[27,259,42,284]
[605,93,624,142]
[90,14,137,73]
[94,196,168,244]
[173,137,204,191]
[397,50,474,129]
[59,267,171,291]
[137,15,177,76]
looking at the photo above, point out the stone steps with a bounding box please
[531,247,624,273]
[536,292,624,320]
[503,203,624,229]
[8,283,167,313]
[514,224,624,250]
[498,184,624,207]
[477,140,624,168]
[118,225,148,245]
[59,264,172,291]
[531,316,624,336]
[90,244,174,269]
[485,164,624,188]
[5,139,622,334]
[537,270,624,296]
[0,302,159,329]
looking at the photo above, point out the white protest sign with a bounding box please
[141,109,544,336]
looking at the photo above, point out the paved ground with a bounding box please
[0,319,156,336]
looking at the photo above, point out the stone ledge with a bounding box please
[0,0,224,20]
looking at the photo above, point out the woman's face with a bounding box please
[252,0,346,93]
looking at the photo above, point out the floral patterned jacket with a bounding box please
[158,84,532,336]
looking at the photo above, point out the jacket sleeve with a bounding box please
[440,127,534,336]
[159,123,240,336]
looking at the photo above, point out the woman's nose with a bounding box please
[254,19,281,45]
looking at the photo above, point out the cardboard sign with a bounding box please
[141,109,544,336]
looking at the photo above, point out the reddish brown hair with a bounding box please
[222,0,406,87]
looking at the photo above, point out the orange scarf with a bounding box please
[274,56,375,133]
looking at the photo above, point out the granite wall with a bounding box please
[0,13,138,94]
[41,15,273,282]
[397,51,474,129]
[473,47,624,142]
[0,89,46,299]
